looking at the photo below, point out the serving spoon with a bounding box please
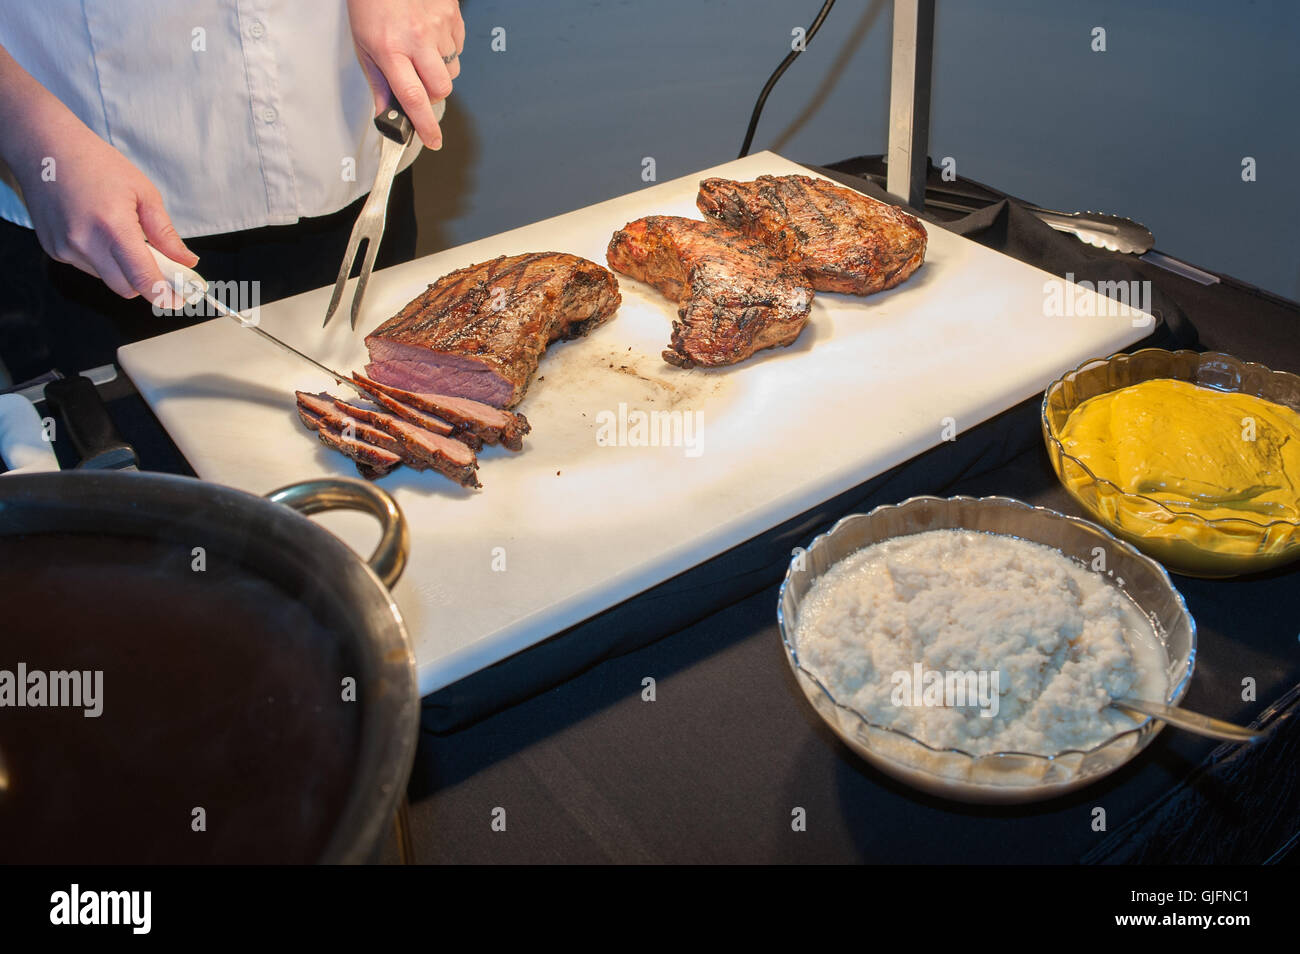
[1111,697,1269,743]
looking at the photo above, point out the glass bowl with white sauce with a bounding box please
[778,495,1196,804]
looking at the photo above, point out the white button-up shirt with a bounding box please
[0,0,418,238]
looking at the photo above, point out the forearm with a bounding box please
[348,0,463,149]
[0,42,90,174]
[0,40,193,297]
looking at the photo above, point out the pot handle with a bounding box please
[266,478,409,589]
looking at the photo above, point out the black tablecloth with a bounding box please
[399,458,1299,864]
[36,161,1299,864]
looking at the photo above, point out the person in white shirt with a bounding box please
[0,0,462,384]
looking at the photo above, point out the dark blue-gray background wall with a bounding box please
[414,0,1299,299]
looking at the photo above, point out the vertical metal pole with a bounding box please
[886,0,935,210]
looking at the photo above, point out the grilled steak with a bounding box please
[297,403,402,480]
[606,215,813,368]
[352,374,530,451]
[328,395,439,445]
[297,392,407,458]
[344,375,478,448]
[372,417,479,488]
[296,391,481,488]
[696,174,927,295]
[364,252,622,408]
[332,398,479,487]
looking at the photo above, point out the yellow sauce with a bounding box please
[1059,378,1300,523]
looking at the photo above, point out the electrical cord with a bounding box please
[738,0,838,158]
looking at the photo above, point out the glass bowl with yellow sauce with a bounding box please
[1042,349,1300,578]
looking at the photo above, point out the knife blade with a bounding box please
[148,246,371,401]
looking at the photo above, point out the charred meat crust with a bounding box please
[606,215,814,369]
[364,252,622,407]
[696,174,927,295]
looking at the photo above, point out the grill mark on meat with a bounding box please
[606,215,814,369]
[761,179,815,245]
[497,252,542,301]
[384,254,565,348]
[365,252,621,407]
[413,255,548,348]
[790,177,840,242]
[696,174,927,296]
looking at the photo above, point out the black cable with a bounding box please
[738,0,839,158]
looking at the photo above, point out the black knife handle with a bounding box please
[374,96,414,145]
[44,375,138,470]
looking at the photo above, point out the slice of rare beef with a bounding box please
[297,404,402,479]
[297,392,408,460]
[344,376,480,450]
[296,391,481,488]
[330,396,481,488]
[351,374,530,451]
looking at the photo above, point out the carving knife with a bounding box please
[147,246,370,400]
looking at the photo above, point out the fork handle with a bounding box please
[1111,697,1268,743]
[375,97,414,145]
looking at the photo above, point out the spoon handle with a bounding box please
[1112,697,1268,743]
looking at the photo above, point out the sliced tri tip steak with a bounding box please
[351,373,530,451]
[296,398,403,481]
[295,391,481,488]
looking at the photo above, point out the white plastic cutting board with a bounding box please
[120,152,1153,696]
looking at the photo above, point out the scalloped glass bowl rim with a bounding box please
[777,495,1197,782]
[1041,348,1300,534]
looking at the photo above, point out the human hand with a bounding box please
[348,0,464,150]
[17,122,197,305]
[0,43,194,305]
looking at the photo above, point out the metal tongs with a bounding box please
[322,98,438,331]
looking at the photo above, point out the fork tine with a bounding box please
[323,220,368,327]
[327,133,402,330]
[350,228,383,330]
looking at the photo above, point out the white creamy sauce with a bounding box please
[795,529,1168,757]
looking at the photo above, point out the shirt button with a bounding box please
[261,106,278,124]
[249,20,266,39]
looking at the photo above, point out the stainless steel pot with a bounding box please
[0,471,418,863]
